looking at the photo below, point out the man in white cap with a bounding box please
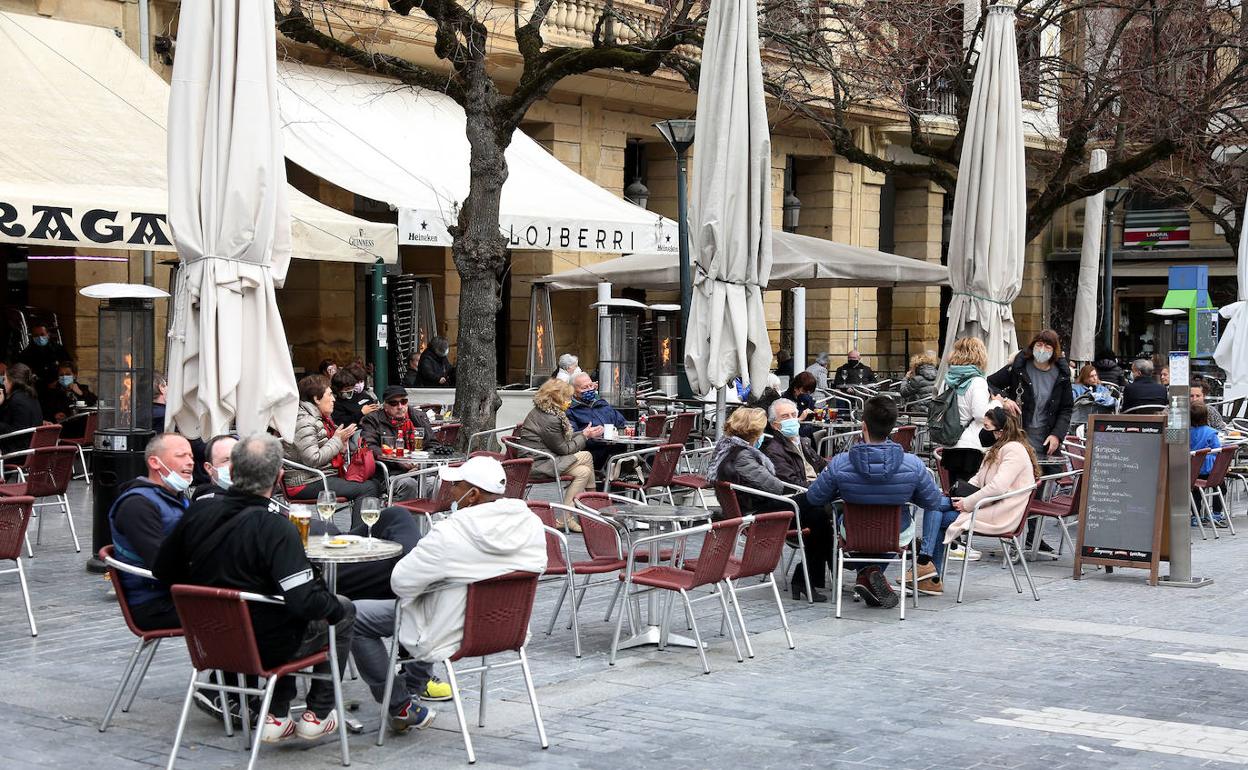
[350,456,546,736]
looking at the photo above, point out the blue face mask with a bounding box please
[156,458,191,494]
[448,489,474,515]
[215,465,232,490]
[579,389,598,402]
[753,435,765,449]
[33,336,48,346]
[780,418,801,437]
[58,375,74,388]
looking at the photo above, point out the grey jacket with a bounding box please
[515,406,587,477]
[707,435,785,494]
[900,364,938,403]
[283,400,345,487]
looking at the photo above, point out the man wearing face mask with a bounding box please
[761,398,827,483]
[40,362,97,425]
[107,432,194,631]
[191,434,240,502]
[350,456,545,735]
[17,324,70,389]
[566,372,627,470]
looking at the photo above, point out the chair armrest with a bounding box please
[467,425,515,454]
[281,458,330,495]
[386,465,443,501]
[726,482,800,514]
[103,554,155,580]
[964,483,1040,537]
[0,426,40,443]
[551,502,625,558]
[502,439,561,472]
[1038,469,1082,482]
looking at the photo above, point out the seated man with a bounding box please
[806,396,942,609]
[41,361,98,432]
[761,398,826,484]
[566,372,626,470]
[108,432,194,631]
[191,433,239,502]
[1121,358,1167,411]
[353,456,545,734]
[360,386,440,499]
[153,434,355,743]
[832,350,876,387]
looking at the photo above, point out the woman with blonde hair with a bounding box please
[708,407,834,602]
[939,336,999,486]
[899,350,940,405]
[515,378,601,526]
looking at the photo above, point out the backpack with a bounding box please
[928,387,965,447]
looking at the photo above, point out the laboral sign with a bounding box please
[0,199,177,251]
[399,208,678,255]
[1123,209,1191,250]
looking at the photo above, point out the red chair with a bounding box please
[59,411,98,484]
[717,481,813,603]
[396,472,457,523]
[890,425,917,453]
[532,501,625,657]
[667,412,696,447]
[834,503,917,620]
[168,585,349,770]
[1190,448,1213,541]
[610,518,745,673]
[0,424,62,480]
[641,413,667,439]
[1024,470,1083,557]
[670,445,714,508]
[0,445,79,554]
[932,446,953,496]
[951,483,1041,603]
[575,492,675,567]
[280,459,348,505]
[434,422,462,446]
[442,571,548,764]
[502,458,533,499]
[607,443,683,503]
[98,546,184,732]
[503,437,576,501]
[0,496,37,636]
[1195,446,1238,537]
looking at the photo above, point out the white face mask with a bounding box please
[156,458,191,494]
[215,465,232,490]
[1033,347,1053,364]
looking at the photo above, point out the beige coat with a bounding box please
[944,441,1036,542]
[282,400,345,487]
[514,406,587,477]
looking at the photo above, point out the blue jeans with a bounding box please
[921,497,958,576]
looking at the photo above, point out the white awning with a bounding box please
[276,62,677,255]
[540,230,950,290]
[0,11,396,264]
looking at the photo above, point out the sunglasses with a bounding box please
[386,398,409,406]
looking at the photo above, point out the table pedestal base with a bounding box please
[615,626,703,650]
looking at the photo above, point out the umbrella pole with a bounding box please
[715,386,727,440]
[371,259,389,394]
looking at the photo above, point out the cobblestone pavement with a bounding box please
[3,479,1248,769]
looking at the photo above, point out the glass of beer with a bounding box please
[290,505,313,548]
[317,490,336,545]
[360,497,382,549]
[411,428,425,452]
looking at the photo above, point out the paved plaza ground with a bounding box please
[4,479,1248,769]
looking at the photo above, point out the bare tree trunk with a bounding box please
[450,94,510,447]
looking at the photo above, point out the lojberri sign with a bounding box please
[399,207,678,255]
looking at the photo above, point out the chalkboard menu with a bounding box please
[1074,414,1168,585]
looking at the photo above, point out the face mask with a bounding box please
[1033,347,1053,364]
[979,429,998,448]
[780,418,801,437]
[353,381,365,394]
[448,489,475,515]
[215,465,232,490]
[156,458,191,494]
[33,335,48,346]
[580,389,598,402]
[58,375,74,387]
[753,436,765,449]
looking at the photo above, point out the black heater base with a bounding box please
[88,429,154,571]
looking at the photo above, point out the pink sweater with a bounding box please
[944,442,1037,543]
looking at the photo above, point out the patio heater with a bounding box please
[527,283,556,387]
[414,280,436,355]
[649,304,682,396]
[82,283,167,572]
[592,298,645,411]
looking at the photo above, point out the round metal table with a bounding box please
[602,435,664,447]
[598,503,713,650]
[384,452,467,497]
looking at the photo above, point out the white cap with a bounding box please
[438,456,507,495]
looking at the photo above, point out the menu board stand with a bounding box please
[1074,414,1168,585]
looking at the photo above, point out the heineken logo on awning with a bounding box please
[0,201,172,248]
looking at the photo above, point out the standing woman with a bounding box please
[939,337,997,486]
[988,329,1073,460]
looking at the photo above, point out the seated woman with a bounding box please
[284,374,382,527]
[1071,364,1118,428]
[916,406,1039,595]
[1190,403,1226,526]
[515,378,602,529]
[708,406,835,602]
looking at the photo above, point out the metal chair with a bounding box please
[439,571,548,764]
[0,496,37,636]
[951,483,1041,603]
[502,457,534,498]
[466,424,517,455]
[433,422,462,446]
[834,503,917,620]
[1122,404,1165,414]
[0,445,79,554]
[718,481,813,603]
[58,410,98,483]
[502,437,572,502]
[1189,449,1213,540]
[606,443,683,503]
[0,424,62,480]
[610,518,745,674]
[711,511,796,657]
[670,445,714,508]
[166,585,350,770]
[1195,445,1239,537]
[1023,470,1083,557]
[99,546,184,732]
[890,425,917,453]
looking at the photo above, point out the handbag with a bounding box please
[951,481,981,499]
[340,434,377,483]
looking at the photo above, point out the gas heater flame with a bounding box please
[535,319,547,366]
[660,337,671,366]
[120,353,133,419]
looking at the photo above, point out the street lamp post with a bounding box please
[655,119,696,397]
[1100,186,1131,353]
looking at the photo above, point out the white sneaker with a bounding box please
[295,709,339,741]
[947,543,981,561]
[261,713,296,743]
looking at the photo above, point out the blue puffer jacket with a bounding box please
[566,397,626,432]
[806,440,943,512]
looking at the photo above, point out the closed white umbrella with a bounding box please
[684,0,772,397]
[166,0,299,440]
[1214,192,1248,400]
[940,2,1027,374]
[1070,149,1107,363]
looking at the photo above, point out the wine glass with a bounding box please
[360,497,381,549]
[317,490,336,545]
